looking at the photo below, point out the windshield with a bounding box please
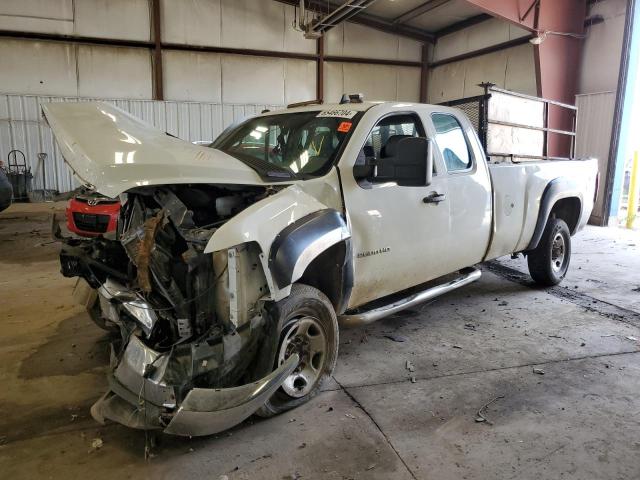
[212,111,361,179]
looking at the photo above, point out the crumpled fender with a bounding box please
[205,185,350,296]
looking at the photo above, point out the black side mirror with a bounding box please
[378,137,433,187]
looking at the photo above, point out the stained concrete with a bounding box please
[1,202,640,479]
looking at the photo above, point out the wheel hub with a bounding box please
[551,232,566,273]
[277,316,327,398]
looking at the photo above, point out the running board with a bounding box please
[339,267,481,328]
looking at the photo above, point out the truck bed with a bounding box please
[485,158,599,261]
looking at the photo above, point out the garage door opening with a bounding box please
[607,0,640,230]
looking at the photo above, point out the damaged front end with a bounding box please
[61,184,294,436]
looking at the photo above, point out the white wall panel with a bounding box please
[0,39,77,96]
[343,63,397,101]
[77,45,152,99]
[427,62,466,103]
[462,51,510,96]
[325,63,421,102]
[284,60,317,104]
[222,55,285,105]
[0,0,73,34]
[161,0,222,47]
[396,67,421,102]
[323,62,344,105]
[162,50,222,102]
[343,23,404,60]
[399,37,423,63]
[0,94,281,193]
[433,18,530,62]
[579,0,627,94]
[325,22,421,62]
[504,44,537,95]
[74,0,151,41]
[221,0,285,51]
[428,44,536,102]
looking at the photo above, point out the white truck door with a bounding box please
[343,112,454,309]
[428,111,492,270]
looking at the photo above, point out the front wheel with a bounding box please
[256,284,339,417]
[527,217,571,286]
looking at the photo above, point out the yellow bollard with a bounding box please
[627,151,639,229]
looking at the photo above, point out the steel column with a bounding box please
[151,0,163,101]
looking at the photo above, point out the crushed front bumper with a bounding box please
[90,335,298,436]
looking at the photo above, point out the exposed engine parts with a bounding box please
[60,184,288,434]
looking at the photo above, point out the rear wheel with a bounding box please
[256,284,338,417]
[527,217,571,286]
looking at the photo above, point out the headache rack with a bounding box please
[438,83,577,163]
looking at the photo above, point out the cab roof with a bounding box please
[259,101,423,116]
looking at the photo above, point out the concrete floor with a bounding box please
[1,202,640,480]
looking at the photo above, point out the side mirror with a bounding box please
[379,137,433,187]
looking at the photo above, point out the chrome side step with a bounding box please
[338,267,481,328]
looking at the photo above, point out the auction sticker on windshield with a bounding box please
[316,109,358,119]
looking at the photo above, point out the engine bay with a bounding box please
[59,183,283,430]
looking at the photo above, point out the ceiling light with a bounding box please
[530,32,547,45]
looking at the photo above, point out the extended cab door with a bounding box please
[428,111,492,272]
[342,111,454,308]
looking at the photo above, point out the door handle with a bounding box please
[423,192,446,204]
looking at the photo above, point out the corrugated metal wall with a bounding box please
[0,93,281,193]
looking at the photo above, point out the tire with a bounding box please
[527,217,571,286]
[256,283,339,417]
[87,297,120,334]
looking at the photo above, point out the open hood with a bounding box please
[42,102,265,197]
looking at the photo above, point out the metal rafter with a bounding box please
[393,0,451,25]
[434,13,492,38]
[308,0,379,35]
[274,0,435,43]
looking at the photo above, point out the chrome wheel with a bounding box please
[277,316,327,398]
[551,232,566,273]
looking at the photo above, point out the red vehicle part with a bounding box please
[66,195,120,237]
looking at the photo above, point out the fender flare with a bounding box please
[268,209,351,290]
[526,177,583,251]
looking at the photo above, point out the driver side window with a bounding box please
[355,114,427,186]
[362,114,422,161]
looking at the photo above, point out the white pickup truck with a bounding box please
[43,90,598,436]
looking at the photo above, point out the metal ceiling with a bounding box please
[276,0,491,43]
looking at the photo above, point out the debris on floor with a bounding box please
[383,333,408,343]
[405,360,415,372]
[90,438,103,451]
[533,367,545,375]
[475,395,505,425]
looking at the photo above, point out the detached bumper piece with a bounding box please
[164,353,299,436]
[90,334,299,436]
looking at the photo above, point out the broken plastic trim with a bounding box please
[163,353,299,436]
